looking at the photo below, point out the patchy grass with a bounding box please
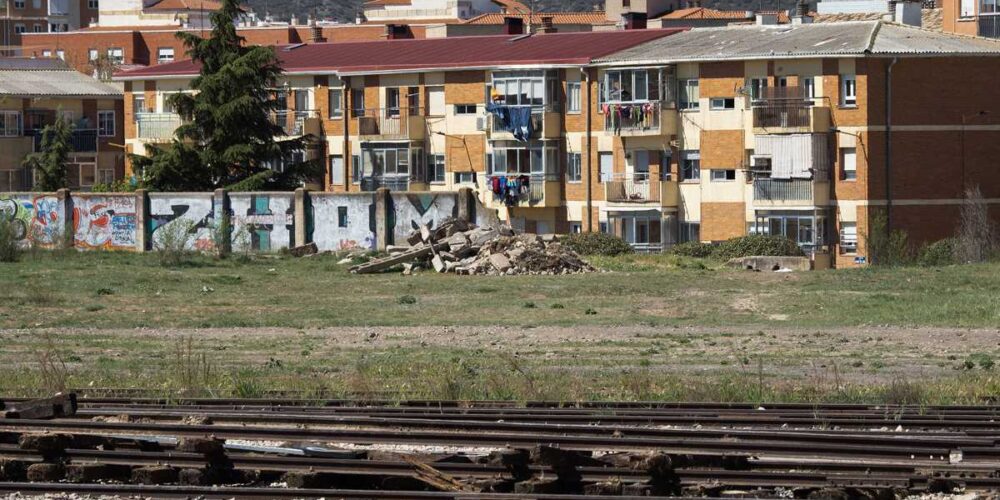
[0,251,999,329]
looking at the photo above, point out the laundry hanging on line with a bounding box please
[486,103,534,142]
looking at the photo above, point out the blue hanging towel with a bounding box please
[486,103,512,131]
[509,106,534,142]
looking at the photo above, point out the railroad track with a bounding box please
[3,396,1000,499]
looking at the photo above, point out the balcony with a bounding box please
[484,174,561,209]
[27,129,98,153]
[752,178,830,207]
[751,87,830,134]
[136,113,182,141]
[980,15,1000,39]
[604,174,679,207]
[360,175,409,192]
[603,102,676,137]
[271,109,322,137]
[486,105,561,141]
[357,108,425,141]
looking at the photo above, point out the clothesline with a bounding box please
[602,103,657,135]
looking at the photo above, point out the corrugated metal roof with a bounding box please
[115,28,683,79]
[0,58,123,98]
[595,21,1000,65]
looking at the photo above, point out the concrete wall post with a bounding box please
[375,187,391,251]
[294,187,309,247]
[55,188,73,249]
[134,189,149,252]
[213,188,231,257]
[457,187,474,224]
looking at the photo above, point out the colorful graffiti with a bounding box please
[230,194,294,252]
[73,196,138,250]
[29,196,63,247]
[149,195,216,251]
[0,196,32,241]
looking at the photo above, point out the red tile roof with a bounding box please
[145,0,223,11]
[116,28,682,78]
[462,11,609,25]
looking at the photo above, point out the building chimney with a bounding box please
[892,0,923,26]
[537,16,556,33]
[309,19,326,42]
[385,24,413,39]
[503,16,524,34]
[790,0,813,23]
[622,11,647,29]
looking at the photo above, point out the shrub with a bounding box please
[917,239,956,267]
[562,232,633,256]
[954,186,998,264]
[157,220,195,267]
[397,295,417,305]
[865,211,912,267]
[0,218,22,263]
[669,241,716,258]
[714,235,805,260]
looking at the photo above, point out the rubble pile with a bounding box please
[349,218,594,276]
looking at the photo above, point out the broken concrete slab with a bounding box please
[289,242,318,257]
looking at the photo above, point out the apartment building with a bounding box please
[115,23,1000,267]
[0,57,124,191]
[942,0,1000,37]
[1,0,93,55]
[362,0,529,23]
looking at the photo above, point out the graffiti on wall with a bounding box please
[29,196,63,246]
[230,194,294,252]
[389,193,458,244]
[0,196,33,242]
[73,196,138,250]
[311,194,376,252]
[149,195,215,251]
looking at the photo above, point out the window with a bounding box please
[803,76,816,99]
[32,24,43,32]
[661,151,672,181]
[710,97,735,110]
[491,70,550,107]
[79,164,96,187]
[351,155,361,184]
[567,152,582,182]
[56,50,64,60]
[157,47,174,64]
[88,48,98,61]
[599,152,613,182]
[681,151,700,182]
[133,95,146,115]
[427,86,445,116]
[962,0,975,16]
[107,47,124,64]
[351,88,365,117]
[679,79,699,110]
[42,50,51,57]
[840,147,857,181]
[710,169,736,181]
[569,222,582,234]
[14,24,25,34]
[840,75,857,107]
[88,0,98,8]
[386,88,400,117]
[840,222,858,254]
[328,88,342,118]
[602,69,653,103]
[454,172,476,184]
[680,222,700,243]
[337,206,348,228]
[97,110,115,137]
[0,111,22,137]
[567,82,581,113]
[331,155,344,185]
[428,154,445,183]
[454,104,476,115]
[747,78,768,101]
[490,142,558,177]
[13,0,24,8]
[98,169,114,185]
[984,0,998,13]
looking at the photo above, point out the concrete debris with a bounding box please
[288,242,318,257]
[351,218,593,276]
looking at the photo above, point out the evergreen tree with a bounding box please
[24,116,74,191]
[131,0,321,191]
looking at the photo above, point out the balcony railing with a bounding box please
[751,86,813,129]
[753,178,813,202]
[360,175,409,192]
[487,174,548,205]
[605,174,661,203]
[486,105,551,140]
[357,107,422,139]
[136,113,182,140]
[26,129,98,153]
[271,109,316,136]
[980,15,1000,39]
[603,102,661,135]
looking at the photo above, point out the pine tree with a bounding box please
[24,116,74,192]
[132,0,321,191]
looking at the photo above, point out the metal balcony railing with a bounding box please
[271,109,316,136]
[487,174,547,204]
[751,86,812,128]
[980,15,1000,38]
[604,102,661,135]
[26,129,98,152]
[360,175,409,192]
[136,113,182,140]
[357,107,421,138]
[753,178,813,202]
[605,174,661,203]
[486,105,550,139]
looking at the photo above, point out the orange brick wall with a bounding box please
[699,61,743,98]
[446,135,484,173]
[699,129,744,169]
[444,71,484,105]
[701,202,746,241]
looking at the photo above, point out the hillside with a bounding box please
[243,0,790,23]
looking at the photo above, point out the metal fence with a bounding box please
[605,174,661,203]
[753,179,813,201]
[136,113,182,140]
[981,16,1000,38]
[361,175,410,192]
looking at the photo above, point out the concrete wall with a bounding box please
[0,188,491,254]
